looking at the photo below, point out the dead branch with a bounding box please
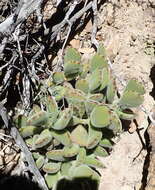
[0,1,104,187]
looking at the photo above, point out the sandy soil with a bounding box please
[1,1,155,189]
[98,0,155,189]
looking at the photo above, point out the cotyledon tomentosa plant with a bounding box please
[14,45,145,190]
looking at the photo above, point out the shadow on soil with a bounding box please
[139,65,155,189]
[149,64,155,99]
[56,177,98,190]
[140,129,151,190]
[0,174,42,190]
[0,174,98,190]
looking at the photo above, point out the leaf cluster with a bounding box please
[14,46,145,189]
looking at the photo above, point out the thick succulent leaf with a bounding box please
[65,87,86,103]
[48,85,66,101]
[63,144,79,157]
[76,148,86,166]
[109,112,122,134]
[36,156,45,169]
[99,138,113,148]
[75,79,89,94]
[64,48,81,78]
[25,138,33,147]
[85,100,99,116]
[68,116,88,126]
[106,78,116,104]
[43,162,61,174]
[64,62,81,79]
[94,146,109,157]
[90,105,110,128]
[87,124,102,149]
[68,164,100,182]
[32,152,41,160]
[29,105,41,116]
[70,125,88,146]
[80,61,90,78]
[51,129,71,146]
[15,115,27,128]
[45,96,59,124]
[116,109,135,120]
[88,93,104,103]
[84,156,104,168]
[100,67,110,91]
[64,48,81,64]
[47,139,61,151]
[119,90,144,108]
[53,138,61,147]
[61,162,72,176]
[72,102,85,118]
[89,69,102,92]
[33,129,52,149]
[32,135,39,149]
[124,79,145,95]
[19,125,42,138]
[45,172,61,189]
[27,111,49,126]
[46,150,66,161]
[46,96,58,113]
[52,107,73,130]
[90,54,108,72]
[52,72,65,84]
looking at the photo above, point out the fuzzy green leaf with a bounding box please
[88,93,104,102]
[87,123,102,149]
[94,146,109,157]
[90,105,110,128]
[84,155,104,168]
[90,54,108,72]
[48,86,66,101]
[85,100,100,116]
[125,79,145,95]
[64,48,81,64]
[52,107,73,130]
[75,79,89,94]
[75,148,86,166]
[61,162,72,176]
[20,125,42,138]
[64,48,81,78]
[36,156,45,169]
[71,125,88,146]
[119,90,144,108]
[89,69,102,92]
[33,129,52,149]
[106,78,116,104]
[45,173,61,189]
[100,67,110,91]
[27,111,49,126]
[63,144,79,157]
[109,112,122,134]
[116,109,135,120]
[46,96,59,127]
[68,164,100,182]
[52,72,65,84]
[99,138,113,148]
[51,129,71,146]
[46,150,66,161]
[43,162,61,174]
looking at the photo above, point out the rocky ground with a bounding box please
[0,0,155,189]
[98,0,155,189]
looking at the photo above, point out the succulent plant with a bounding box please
[14,46,145,189]
[90,105,110,128]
